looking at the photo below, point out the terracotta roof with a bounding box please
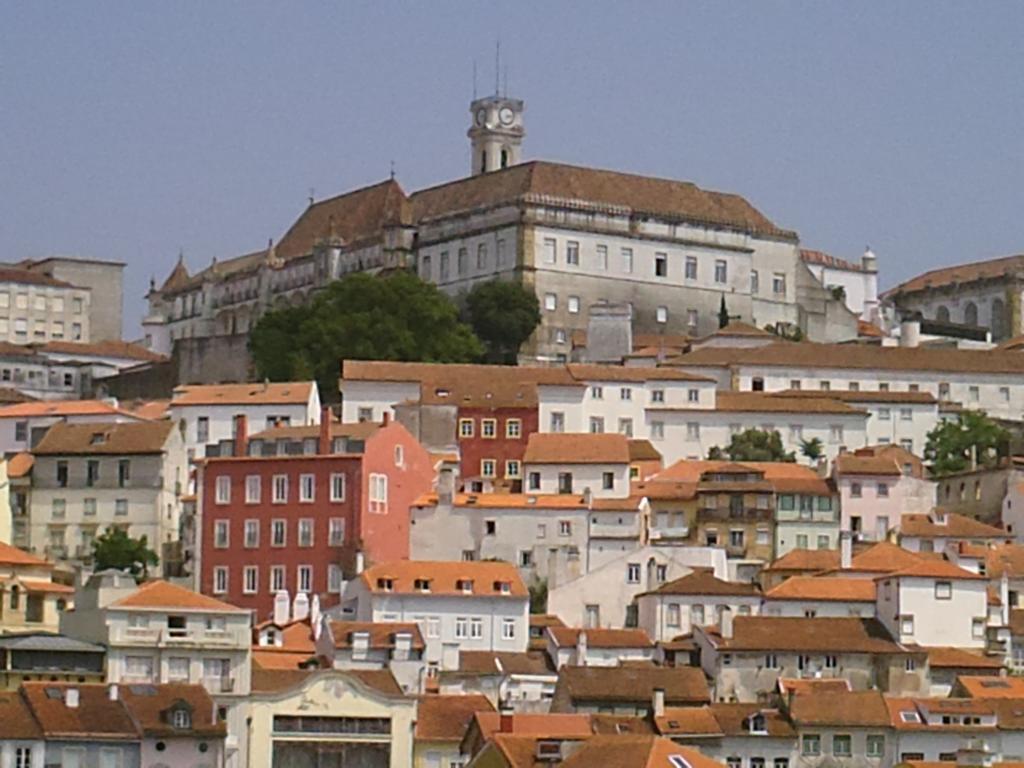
[654,706,723,737]
[847,541,933,572]
[159,255,190,292]
[762,548,841,573]
[640,570,761,598]
[900,512,1007,540]
[628,439,662,463]
[858,320,886,338]
[711,391,865,415]
[0,387,36,404]
[0,399,128,419]
[457,651,553,676]
[773,388,936,405]
[670,341,1024,376]
[879,559,986,581]
[119,682,226,738]
[633,480,698,501]
[1009,608,1024,636]
[885,697,998,731]
[705,617,903,653]
[0,267,75,289]
[560,735,725,768]
[471,711,593,741]
[32,420,174,456]
[765,576,876,602]
[887,253,1024,296]
[954,675,1024,698]
[557,666,710,705]
[171,381,314,406]
[410,160,795,239]
[589,715,655,735]
[523,433,630,465]
[925,648,1004,670]
[360,560,527,598]
[800,248,866,273]
[654,459,833,495]
[276,179,410,260]
[250,668,402,696]
[0,690,42,739]
[834,453,903,476]
[21,682,138,739]
[40,340,167,362]
[328,621,424,651]
[985,544,1024,579]
[547,627,654,649]
[253,619,316,656]
[787,689,891,727]
[0,540,51,568]
[252,650,314,671]
[118,399,171,421]
[778,678,851,695]
[415,694,494,741]
[703,321,774,339]
[708,703,796,737]
[248,420,381,443]
[20,579,74,594]
[413,492,640,511]
[109,579,248,612]
[531,614,566,629]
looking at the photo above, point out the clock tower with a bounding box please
[468,95,524,176]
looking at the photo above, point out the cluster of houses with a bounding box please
[4,330,1024,766]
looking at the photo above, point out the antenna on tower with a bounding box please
[495,39,501,97]
[390,159,395,180]
[472,59,477,100]
[503,65,508,98]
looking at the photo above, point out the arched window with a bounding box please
[10,585,19,610]
[991,298,1007,340]
[481,151,488,171]
[964,302,978,326]
[500,148,509,168]
[935,305,950,323]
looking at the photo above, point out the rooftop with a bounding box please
[764,576,876,602]
[886,253,1024,296]
[32,420,174,456]
[704,616,904,654]
[900,511,1007,540]
[557,665,710,705]
[415,694,494,742]
[523,432,630,465]
[639,570,761,598]
[360,560,527,598]
[171,381,314,406]
[547,627,654,649]
[109,579,249,613]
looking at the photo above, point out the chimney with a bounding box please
[352,631,370,660]
[577,631,588,666]
[499,709,515,733]
[355,551,365,575]
[382,411,390,426]
[65,688,79,708]
[1001,573,1010,627]
[292,592,310,622]
[273,590,290,626]
[899,318,921,348]
[438,467,455,506]
[319,405,333,454]
[233,414,248,457]
[108,683,119,701]
[310,594,322,636]
[652,687,665,718]
[840,530,853,570]
[720,608,734,640]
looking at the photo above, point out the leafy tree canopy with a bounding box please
[92,528,159,580]
[925,410,1009,476]
[800,437,824,461]
[250,272,484,399]
[465,280,541,364]
[710,428,796,463]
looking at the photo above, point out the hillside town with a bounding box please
[6,40,1024,768]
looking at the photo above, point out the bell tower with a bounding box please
[468,95,524,176]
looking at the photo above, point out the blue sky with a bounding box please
[2,2,1023,337]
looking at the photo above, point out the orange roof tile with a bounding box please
[472,711,593,742]
[252,650,313,670]
[32,420,174,455]
[654,706,724,736]
[706,616,904,654]
[40,340,167,363]
[547,627,654,649]
[0,540,52,568]
[954,675,1024,697]
[0,399,129,419]
[778,678,851,695]
[765,576,876,602]
[119,682,225,738]
[171,381,314,406]
[900,512,1007,540]
[7,452,33,478]
[640,570,761,598]
[328,621,424,650]
[22,682,138,739]
[800,248,866,273]
[415,694,494,741]
[787,689,891,727]
[412,492,641,511]
[360,560,527,598]
[887,253,1024,296]
[110,580,248,612]
[985,543,1024,579]
[560,735,726,768]
[0,690,42,739]
[20,579,74,594]
[523,433,630,465]
[879,559,987,581]
[925,648,1004,670]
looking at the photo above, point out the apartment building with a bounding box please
[29,419,186,570]
[197,416,433,618]
[0,267,91,346]
[635,569,763,642]
[521,433,631,498]
[0,540,74,634]
[762,576,876,618]
[0,398,142,455]
[897,509,1009,553]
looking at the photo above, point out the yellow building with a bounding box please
[247,668,417,768]
[0,540,73,634]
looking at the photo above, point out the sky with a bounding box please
[2,2,1023,339]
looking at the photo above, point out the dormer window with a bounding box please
[748,713,767,734]
[457,579,474,594]
[377,578,394,592]
[414,579,431,592]
[90,432,107,445]
[494,581,511,595]
[171,707,192,729]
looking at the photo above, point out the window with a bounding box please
[566,241,580,266]
[973,618,986,638]
[833,734,852,757]
[244,519,259,548]
[455,617,468,639]
[651,389,665,404]
[730,529,744,547]
[656,305,668,324]
[243,566,258,594]
[298,519,314,547]
[618,418,633,437]
[686,308,698,330]
[667,604,681,627]
[773,273,786,294]
[544,293,557,311]
[802,735,821,756]
[655,252,668,277]
[1001,386,1011,402]
[527,471,541,491]
[627,563,641,583]
[824,654,838,669]
[476,243,488,269]
[543,238,557,264]
[52,498,66,518]
[439,252,450,280]
[866,735,885,758]
[764,653,779,669]
[685,256,698,280]
[458,418,474,437]
[519,549,534,567]
[877,482,889,498]
[620,387,632,401]
[271,519,286,547]
[596,244,608,270]
[505,460,521,478]
[480,459,496,478]
[969,385,980,402]
[651,421,665,440]
[935,580,952,599]
[369,473,388,513]
[900,407,912,421]
[750,270,759,294]
[829,424,843,444]
[506,419,522,438]
[214,520,229,548]
[714,260,728,283]
[213,567,228,594]
[115,498,128,516]
[245,475,261,504]
[270,566,285,592]
[86,460,99,487]
[457,247,467,275]
[879,407,891,421]
[83,497,96,516]
[196,416,209,443]
[900,615,914,635]
[330,473,346,502]
[590,385,604,400]
[299,474,315,502]
[272,475,288,503]
[481,418,497,438]
[602,471,615,491]
[325,517,345,547]
[297,565,313,593]
[686,422,700,440]
[559,520,572,537]
[13,421,26,442]
[621,248,634,273]
[774,760,789,768]
[420,254,432,279]
[116,458,130,487]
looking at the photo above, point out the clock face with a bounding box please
[475,108,487,127]
[499,107,515,126]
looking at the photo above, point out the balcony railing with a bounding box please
[204,676,235,693]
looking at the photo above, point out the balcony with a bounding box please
[589,520,642,539]
[697,507,772,523]
[204,676,236,693]
[119,626,161,643]
[650,525,690,541]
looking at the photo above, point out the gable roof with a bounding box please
[0,539,52,568]
[119,682,226,738]
[0,267,75,289]
[985,543,1024,580]
[39,340,167,363]
[415,694,494,742]
[0,690,42,739]
[800,248,866,273]
[879,559,986,581]
[787,689,891,727]
[360,560,527,598]
[171,381,314,406]
[764,576,876,602]
[21,682,138,739]
[32,420,174,456]
[547,627,654,649]
[559,735,725,768]
[709,391,865,415]
[639,570,761,598]
[954,675,1024,698]
[899,512,1006,540]
[328,621,424,651]
[925,648,1004,671]
[109,580,248,613]
[557,665,710,705]
[0,399,130,419]
[523,432,630,465]
[886,253,1024,296]
[456,651,553,676]
[704,616,904,654]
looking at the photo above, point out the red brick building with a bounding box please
[197,412,432,618]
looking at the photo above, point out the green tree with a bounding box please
[706,446,725,460]
[717,429,796,462]
[249,272,484,399]
[718,295,730,329]
[529,578,548,614]
[800,437,824,462]
[92,528,159,580]
[925,410,1010,476]
[466,280,541,364]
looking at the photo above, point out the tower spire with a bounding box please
[495,39,500,97]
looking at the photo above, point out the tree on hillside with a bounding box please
[711,429,796,462]
[925,410,1010,477]
[92,528,159,580]
[718,295,730,329]
[249,272,484,399]
[800,437,824,462]
[465,280,541,364]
